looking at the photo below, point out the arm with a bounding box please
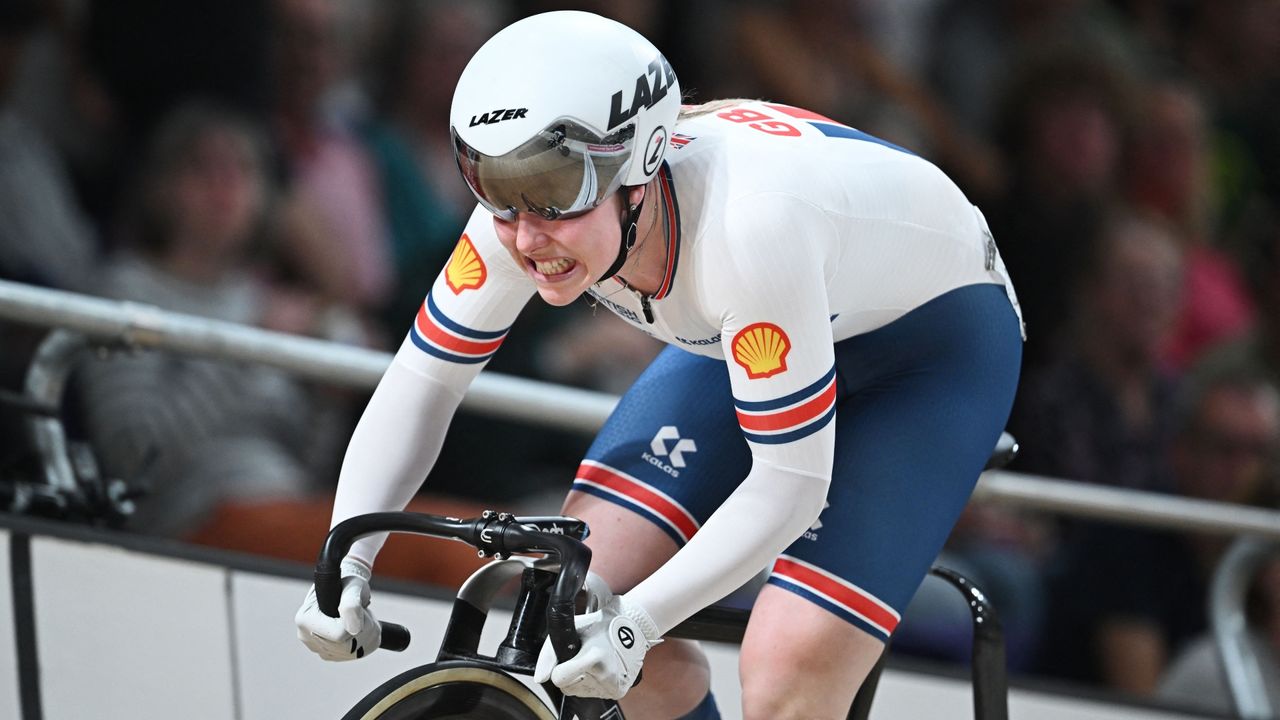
[627,458,830,636]
[328,206,534,567]
[1097,618,1167,694]
[626,193,839,635]
[330,357,467,566]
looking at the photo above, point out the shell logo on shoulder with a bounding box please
[445,234,487,294]
[732,323,791,379]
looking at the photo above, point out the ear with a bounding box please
[626,185,646,209]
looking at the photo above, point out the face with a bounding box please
[167,127,265,256]
[1086,216,1183,364]
[274,0,341,111]
[1175,384,1280,503]
[1129,86,1207,221]
[493,192,628,306]
[1030,92,1121,198]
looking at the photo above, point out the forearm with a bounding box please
[332,360,465,566]
[623,460,830,636]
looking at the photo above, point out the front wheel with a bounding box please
[342,661,556,720]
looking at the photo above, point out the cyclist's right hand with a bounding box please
[295,558,382,661]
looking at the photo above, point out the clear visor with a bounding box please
[452,118,635,221]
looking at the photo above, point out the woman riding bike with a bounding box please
[296,11,1024,720]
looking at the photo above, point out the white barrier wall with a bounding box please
[1,530,21,720]
[875,671,1212,720]
[1,524,1218,720]
[31,537,236,720]
[233,572,477,720]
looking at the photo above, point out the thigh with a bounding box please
[561,346,746,718]
[567,344,752,579]
[769,284,1023,642]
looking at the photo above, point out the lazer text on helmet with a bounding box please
[607,55,677,130]
[469,107,529,127]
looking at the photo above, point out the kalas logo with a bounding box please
[642,425,696,477]
[803,500,830,542]
[607,55,676,129]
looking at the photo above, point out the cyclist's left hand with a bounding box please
[534,592,662,699]
[295,558,381,661]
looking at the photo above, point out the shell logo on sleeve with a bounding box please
[731,323,791,379]
[445,234,487,294]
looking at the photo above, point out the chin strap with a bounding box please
[597,193,644,283]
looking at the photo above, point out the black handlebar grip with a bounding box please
[380,622,411,652]
[314,567,342,618]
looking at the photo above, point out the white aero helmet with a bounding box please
[450,10,681,222]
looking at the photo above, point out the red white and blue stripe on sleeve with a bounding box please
[734,366,837,444]
[409,293,510,364]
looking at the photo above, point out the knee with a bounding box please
[739,669,865,720]
[738,587,888,718]
[740,656,846,720]
[739,682,807,720]
[645,637,710,689]
[622,639,711,719]
[739,631,878,720]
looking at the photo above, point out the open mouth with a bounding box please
[529,257,577,278]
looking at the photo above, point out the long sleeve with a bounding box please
[329,205,535,565]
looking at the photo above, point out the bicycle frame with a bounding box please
[314,511,1010,720]
[315,510,623,719]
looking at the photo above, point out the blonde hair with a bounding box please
[677,98,760,121]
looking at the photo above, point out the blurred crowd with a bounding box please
[1,0,1278,710]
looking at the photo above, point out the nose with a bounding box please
[513,213,555,255]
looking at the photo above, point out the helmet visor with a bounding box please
[452,118,634,221]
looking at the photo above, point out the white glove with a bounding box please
[534,578,662,700]
[295,558,382,661]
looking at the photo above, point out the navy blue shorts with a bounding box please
[571,283,1022,641]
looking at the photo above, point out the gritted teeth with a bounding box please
[533,257,575,275]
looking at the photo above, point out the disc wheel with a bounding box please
[342,661,556,720]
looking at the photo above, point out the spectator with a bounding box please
[269,0,393,344]
[0,0,99,471]
[896,210,1183,679]
[1158,554,1280,715]
[1010,209,1183,494]
[987,46,1139,370]
[730,0,1004,198]
[81,0,273,236]
[926,0,1136,143]
[5,0,118,228]
[0,0,96,293]
[361,0,509,336]
[74,101,343,537]
[1007,209,1183,684]
[1180,0,1280,212]
[69,102,504,590]
[1123,77,1255,372]
[1041,369,1279,694]
[1196,204,1280,393]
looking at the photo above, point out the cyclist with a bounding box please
[296,10,1024,720]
